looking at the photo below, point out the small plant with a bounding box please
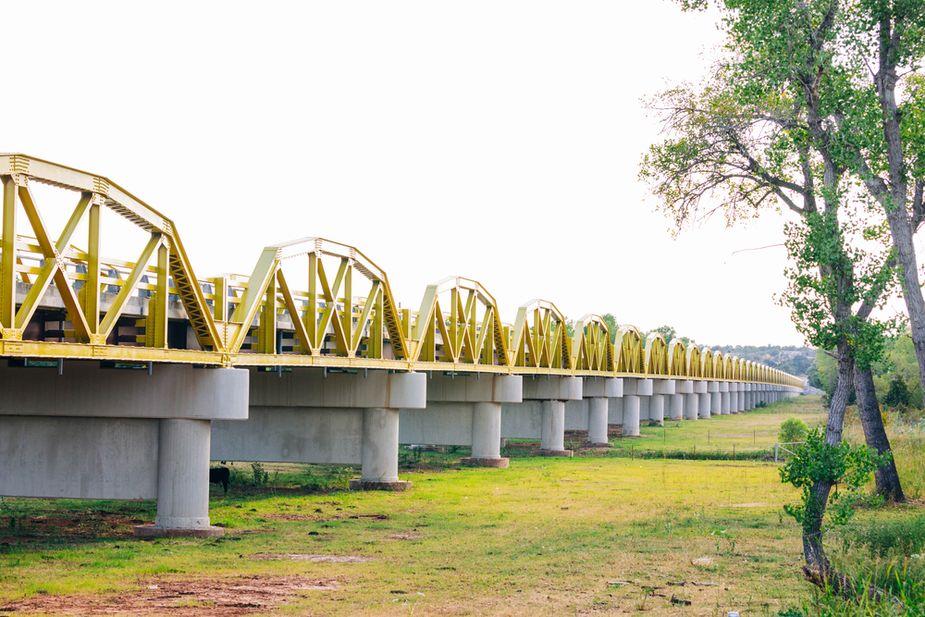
[250,462,270,486]
[778,417,809,444]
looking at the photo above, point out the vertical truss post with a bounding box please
[150,242,169,348]
[84,200,101,335]
[306,253,317,349]
[0,176,16,330]
[342,260,353,356]
[257,273,277,354]
[368,289,383,359]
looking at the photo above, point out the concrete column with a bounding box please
[583,377,621,447]
[465,402,508,467]
[351,407,409,491]
[729,384,739,413]
[737,383,746,412]
[671,380,692,420]
[670,394,684,420]
[720,381,731,414]
[745,384,755,410]
[650,379,674,426]
[540,399,570,455]
[146,419,222,538]
[587,397,610,446]
[649,395,665,425]
[621,378,651,437]
[695,381,710,419]
[684,391,699,420]
[623,396,641,436]
[709,382,721,418]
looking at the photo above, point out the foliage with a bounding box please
[816,334,924,407]
[779,427,886,532]
[779,417,810,443]
[847,513,925,558]
[883,376,914,409]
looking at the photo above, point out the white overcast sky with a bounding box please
[5,1,889,348]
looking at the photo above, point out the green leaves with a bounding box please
[779,426,888,531]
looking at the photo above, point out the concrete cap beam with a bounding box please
[583,377,622,398]
[250,368,427,409]
[522,376,582,401]
[692,381,708,394]
[623,378,653,396]
[425,373,522,404]
[675,379,694,394]
[652,378,676,395]
[0,362,248,420]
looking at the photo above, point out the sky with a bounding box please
[1,1,841,347]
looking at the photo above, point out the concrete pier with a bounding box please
[671,380,691,421]
[584,378,622,446]
[502,376,581,456]
[211,368,426,491]
[399,373,522,468]
[650,379,674,426]
[708,382,721,418]
[621,378,652,437]
[0,361,248,537]
[684,380,701,420]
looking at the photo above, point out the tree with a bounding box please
[640,0,907,584]
[646,325,677,343]
[823,4,925,406]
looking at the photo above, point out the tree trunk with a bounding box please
[882,209,925,407]
[853,365,905,502]
[803,344,854,582]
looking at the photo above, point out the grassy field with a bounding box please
[0,396,921,616]
[601,396,827,458]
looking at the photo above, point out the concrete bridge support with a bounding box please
[709,382,721,418]
[729,383,740,414]
[737,383,747,412]
[671,380,691,421]
[0,361,249,538]
[501,377,581,456]
[718,382,730,414]
[584,378,622,446]
[621,378,652,437]
[697,381,712,419]
[212,369,426,491]
[684,382,701,420]
[650,380,675,426]
[398,373,522,468]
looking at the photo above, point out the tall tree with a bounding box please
[831,3,925,405]
[640,0,906,580]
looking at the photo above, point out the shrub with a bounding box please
[778,417,809,443]
[883,376,913,409]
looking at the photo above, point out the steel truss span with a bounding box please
[0,154,803,388]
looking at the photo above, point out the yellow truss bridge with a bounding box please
[0,154,802,388]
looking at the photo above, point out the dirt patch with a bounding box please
[386,531,422,541]
[0,513,143,544]
[252,553,371,563]
[0,575,336,616]
[730,502,768,508]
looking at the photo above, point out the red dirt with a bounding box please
[0,575,337,616]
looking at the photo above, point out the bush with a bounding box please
[778,417,809,443]
[883,375,913,409]
[849,514,925,558]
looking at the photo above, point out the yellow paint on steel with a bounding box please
[0,154,806,388]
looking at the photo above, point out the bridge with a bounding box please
[0,154,803,537]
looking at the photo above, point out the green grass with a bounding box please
[601,395,826,458]
[0,395,921,616]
